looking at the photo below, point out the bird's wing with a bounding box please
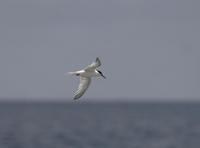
[84,57,101,71]
[74,76,91,100]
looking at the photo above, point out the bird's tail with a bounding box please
[67,71,77,75]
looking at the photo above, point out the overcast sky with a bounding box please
[0,0,200,101]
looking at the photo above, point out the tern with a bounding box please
[68,57,106,100]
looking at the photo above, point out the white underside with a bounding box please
[69,57,102,100]
[79,70,99,78]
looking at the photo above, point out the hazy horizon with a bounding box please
[1,0,200,101]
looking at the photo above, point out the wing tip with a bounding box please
[73,98,79,100]
[73,93,82,100]
[96,57,101,66]
[96,57,100,61]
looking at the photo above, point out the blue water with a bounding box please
[0,102,200,148]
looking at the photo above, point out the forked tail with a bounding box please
[68,72,77,75]
[65,71,80,76]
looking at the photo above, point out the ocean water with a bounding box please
[0,102,200,148]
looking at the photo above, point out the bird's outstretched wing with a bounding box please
[84,57,101,71]
[74,76,91,100]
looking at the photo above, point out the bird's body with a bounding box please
[68,57,106,100]
[69,69,99,77]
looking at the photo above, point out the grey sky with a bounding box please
[0,0,200,101]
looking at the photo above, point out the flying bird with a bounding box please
[68,57,106,100]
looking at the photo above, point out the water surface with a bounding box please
[0,102,199,148]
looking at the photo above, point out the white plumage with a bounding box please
[68,57,106,100]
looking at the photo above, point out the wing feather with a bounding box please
[84,57,101,71]
[73,77,91,100]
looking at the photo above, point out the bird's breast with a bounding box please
[80,71,97,77]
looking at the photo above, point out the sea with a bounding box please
[0,101,200,148]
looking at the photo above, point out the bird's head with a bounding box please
[97,70,106,79]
